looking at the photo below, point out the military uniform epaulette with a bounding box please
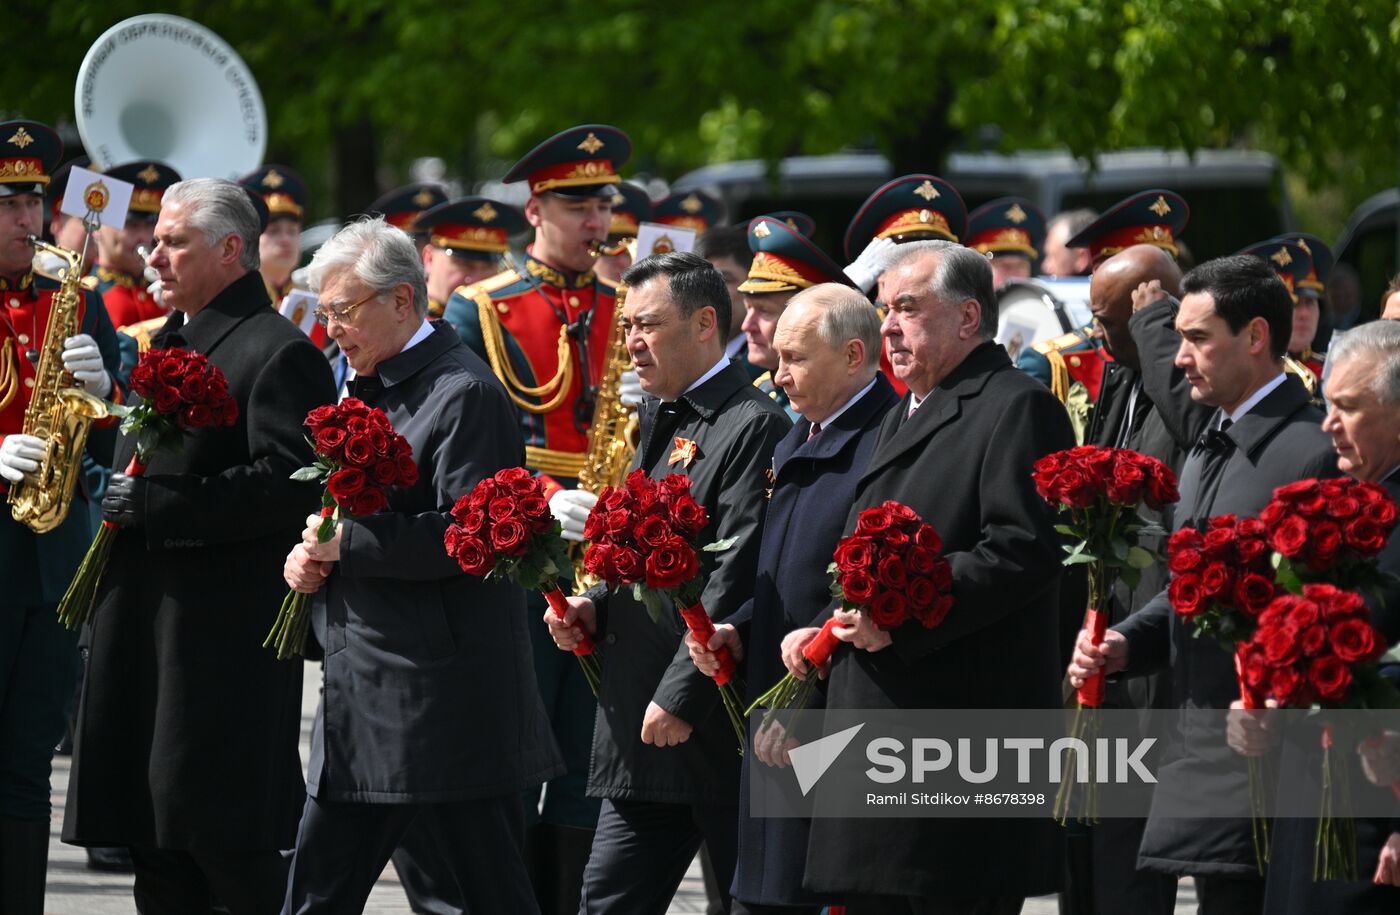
[26,269,98,292]
[1032,328,1094,356]
[596,274,620,293]
[454,267,527,303]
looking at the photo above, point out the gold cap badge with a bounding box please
[1005,204,1027,224]
[8,127,34,149]
[473,202,498,223]
[577,132,604,155]
[1148,195,1172,217]
[913,180,940,201]
[262,169,285,189]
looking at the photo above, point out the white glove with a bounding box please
[62,334,113,398]
[843,236,898,293]
[147,277,165,307]
[619,368,645,407]
[549,488,599,542]
[0,434,46,483]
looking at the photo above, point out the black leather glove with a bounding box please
[101,472,147,528]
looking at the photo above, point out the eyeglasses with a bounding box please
[314,290,380,327]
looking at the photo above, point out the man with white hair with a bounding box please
[62,178,336,915]
[280,217,561,914]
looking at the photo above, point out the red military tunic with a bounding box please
[92,265,166,331]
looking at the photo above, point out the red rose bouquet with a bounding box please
[56,347,237,629]
[746,501,954,729]
[1263,478,1398,598]
[1032,446,1178,824]
[445,467,600,694]
[264,398,418,659]
[582,469,745,749]
[1236,585,1400,879]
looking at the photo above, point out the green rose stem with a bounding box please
[264,499,337,659]
[542,585,601,696]
[55,452,148,630]
[677,600,746,754]
[745,616,841,731]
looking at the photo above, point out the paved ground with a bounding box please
[42,662,1196,913]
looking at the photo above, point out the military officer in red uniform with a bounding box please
[652,189,723,236]
[841,173,967,294]
[441,123,632,914]
[965,196,1046,289]
[0,119,121,915]
[1272,231,1333,377]
[238,164,308,307]
[1238,238,1323,396]
[90,160,180,331]
[417,196,526,317]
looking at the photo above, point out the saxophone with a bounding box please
[572,282,640,586]
[8,237,111,533]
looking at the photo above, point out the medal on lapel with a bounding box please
[669,436,697,467]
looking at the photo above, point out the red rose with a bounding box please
[583,543,615,581]
[1145,461,1180,509]
[345,416,370,434]
[1274,479,1319,504]
[883,501,920,526]
[1168,574,1205,619]
[1311,584,1366,621]
[1309,656,1352,704]
[1269,665,1306,706]
[1168,545,1204,575]
[367,427,391,456]
[305,404,338,428]
[583,508,607,541]
[841,570,877,605]
[495,466,531,483]
[370,459,399,486]
[491,518,530,556]
[1286,599,1321,630]
[153,386,181,414]
[637,515,674,549]
[604,509,631,537]
[1343,518,1386,555]
[454,535,494,576]
[658,474,691,497]
[1330,617,1380,663]
[343,434,374,467]
[905,576,936,613]
[1200,561,1231,599]
[1202,528,1235,561]
[645,539,698,590]
[396,455,418,487]
[855,507,894,535]
[928,557,952,592]
[1270,516,1309,558]
[1362,499,1397,527]
[348,486,387,516]
[1208,514,1238,529]
[462,509,487,534]
[913,524,942,553]
[907,545,937,576]
[670,495,708,534]
[1238,644,1269,692]
[1057,468,1098,509]
[1232,572,1276,617]
[179,404,213,428]
[1107,460,1145,505]
[519,495,552,528]
[156,357,186,385]
[1328,496,1362,520]
[877,554,908,589]
[882,527,909,549]
[834,536,877,574]
[488,496,518,521]
[1299,623,1328,656]
[612,547,644,582]
[920,595,954,629]
[179,373,208,401]
[1261,625,1301,667]
[327,468,366,500]
[467,482,494,510]
[634,488,661,514]
[870,590,908,629]
[1310,521,1343,568]
[315,427,348,456]
[1236,535,1269,565]
[1236,518,1266,539]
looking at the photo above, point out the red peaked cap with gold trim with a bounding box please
[1268,232,1331,297]
[415,196,528,263]
[0,120,63,198]
[843,174,967,262]
[965,197,1046,260]
[1066,189,1189,266]
[739,216,856,295]
[1237,239,1311,302]
[653,190,724,234]
[239,165,308,223]
[763,210,816,237]
[367,183,449,231]
[106,160,182,220]
[503,124,631,199]
[47,156,91,219]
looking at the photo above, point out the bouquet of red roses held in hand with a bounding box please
[746,500,954,728]
[445,466,600,694]
[1235,584,1400,880]
[265,398,417,659]
[1263,478,1398,598]
[57,347,238,629]
[582,469,745,748]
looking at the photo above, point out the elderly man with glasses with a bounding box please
[280,217,562,915]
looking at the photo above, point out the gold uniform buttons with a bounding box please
[24,377,35,388]
[1070,356,1082,367]
[567,295,580,307]
[7,297,18,308]
[18,333,29,345]
[497,302,510,314]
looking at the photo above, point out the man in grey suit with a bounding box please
[1069,254,1340,914]
[280,218,562,914]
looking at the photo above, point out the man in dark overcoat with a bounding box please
[1071,254,1340,914]
[802,240,1075,913]
[545,251,791,913]
[62,178,335,914]
[280,217,563,914]
[687,282,897,914]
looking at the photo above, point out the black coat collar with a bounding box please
[645,358,753,424]
[774,373,898,472]
[154,270,270,354]
[1221,374,1314,459]
[363,320,462,390]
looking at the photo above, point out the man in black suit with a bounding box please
[802,241,1075,914]
[1070,254,1340,914]
[1259,319,1400,913]
[280,217,562,914]
[545,251,790,913]
[687,283,898,914]
[63,178,336,915]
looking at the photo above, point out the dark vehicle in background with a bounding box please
[672,148,1293,264]
[1334,187,1398,325]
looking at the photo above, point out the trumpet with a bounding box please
[587,237,631,258]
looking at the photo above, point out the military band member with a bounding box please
[441,123,632,913]
[43,158,94,273]
[653,189,724,235]
[1272,231,1333,377]
[739,216,861,419]
[965,196,1046,289]
[594,181,650,285]
[696,224,761,380]
[0,119,121,915]
[416,196,526,317]
[366,182,449,252]
[1237,238,1322,394]
[91,161,180,330]
[239,164,308,307]
[841,173,966,294]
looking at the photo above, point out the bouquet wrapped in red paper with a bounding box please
[582,469,745,749]
[1263,478,1398,597]
[56,347,238,629]
[1032,445,1178,823]
[264,398,417,659]
[745,500,953,728]
[1236,584,1400,879]
[445,466,600,694]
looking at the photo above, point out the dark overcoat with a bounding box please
[308,321,564,802]
[64,271,335,851]
[725,374,897,906]
[805,341,1076,899]
[1113,374,1340,876]
[583,360,791,806]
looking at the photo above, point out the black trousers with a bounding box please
[844,894,1025,915]
[391,824,465,915]
[731,902,821,915]
[1194,873,1264,915]
[578,797,738,915]
[130,845,288,915]
[281,791,536,915]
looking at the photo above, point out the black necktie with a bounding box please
[642,401,686,471]
[1186,416,1234,525]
